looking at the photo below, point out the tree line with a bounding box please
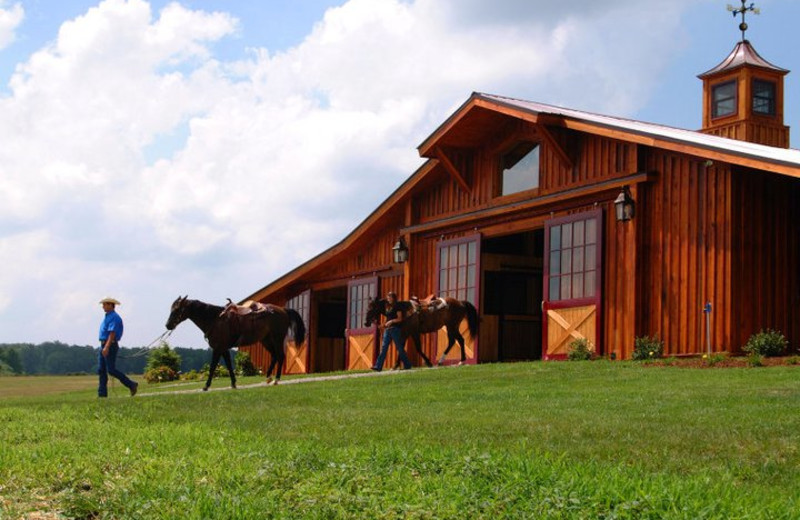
[0,341,212,376]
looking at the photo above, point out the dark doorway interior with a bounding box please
[482,230,544,361]
[314,287,347,373]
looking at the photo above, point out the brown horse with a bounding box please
[165,296,306,390]
[364,296,478,367]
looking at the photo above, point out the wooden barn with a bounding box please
[239,35,800,373]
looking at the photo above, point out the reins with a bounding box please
[118,329,174,359]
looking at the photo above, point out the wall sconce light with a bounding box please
[392,236,409,263]
[614,186,635,222]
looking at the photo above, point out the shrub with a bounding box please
[236,351,258,376]
[704,352,728,367]
[747,353,764,367]
[181,369,200,381]
[146,342,182,373]
[743,329,787,357]
[786,356,800,366]
[567,338,594,361]
[632,335,664,361]
[201,362,230,379]
[144,365,178,383]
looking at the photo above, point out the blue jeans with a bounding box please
[374,326,412,371]
[98,342,136,397]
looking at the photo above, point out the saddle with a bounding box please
[220,299,273,317]
[409,294,447,313]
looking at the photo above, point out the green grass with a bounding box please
[1,362,799,519]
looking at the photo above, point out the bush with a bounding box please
[632,335,664,361]
[144,365,178,383]
[747,353,764,367]
[567,338,594,361]
[236,351,258,376]
[181,369,200,381]
[703,352,728,367]
[786,356,800,366]
[743,329,787,357]
[201,362,230,379]
[146,342,181,373]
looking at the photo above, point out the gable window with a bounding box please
[711,80,737,118]
[752,79,776,116]
[500,142,540,196]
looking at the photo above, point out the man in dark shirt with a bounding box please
[97,297,138,398]
[371,292,413,372]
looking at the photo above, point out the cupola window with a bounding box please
[752,79,776,115]
[711,80,737,118]
[500,141,540,196]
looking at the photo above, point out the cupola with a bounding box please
[698,2,789,148]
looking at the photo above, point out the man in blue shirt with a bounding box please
[98,297,138,398]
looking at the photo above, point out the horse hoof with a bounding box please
[232,385,237,390]
[267,379,279,386]
[202,386,209,392]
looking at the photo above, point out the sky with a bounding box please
[2,0,799,350]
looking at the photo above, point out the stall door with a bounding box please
[543,210,602,360]
[284,290,310,374]
[435,235,480,364]
[345,277,378,370]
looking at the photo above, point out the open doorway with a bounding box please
[481,230,544,361]
[313,287,347,373]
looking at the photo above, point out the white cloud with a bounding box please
[0,1,23,50]
[0,0,696,346]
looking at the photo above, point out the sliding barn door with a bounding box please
[284,290,310,374]
[345,277,378,370]
[543,210,602,360]
[435,235,481,364]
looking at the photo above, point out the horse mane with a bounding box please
[188,299,225,321]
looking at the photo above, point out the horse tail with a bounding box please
[287,308,306,345]
[463,301,479,338]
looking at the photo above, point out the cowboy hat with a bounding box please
[99,297,121,305]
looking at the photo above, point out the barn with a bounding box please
[239,34,800,374]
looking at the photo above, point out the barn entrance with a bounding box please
[312,287,347,373]
[481,230,544,361]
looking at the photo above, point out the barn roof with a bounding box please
[419,92,800,177]
[246,92,800,302]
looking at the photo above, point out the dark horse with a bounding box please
[364,296,478,367]
[165,296,306,390]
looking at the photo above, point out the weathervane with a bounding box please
[727,1,760,42]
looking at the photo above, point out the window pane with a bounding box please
[458,288,466,301]
[467,265,476,288]
[439,271,447,293]
[585,271,596,298]
[440,247,448,269]
[501,142,540,196]
[449,268,458,290]
[574,220,585,247]
[468,241,476,264]
[562,223,572,248]
[549,277,561,301]
[560,274,572,300]
[586,219,597,244]
[561,249,572,275]
[550,225,561,250]
[572,273,584,299]
[458,243,467,264]
[550,251,561,275]
[450,245,458,267]
[458,266,467,289]
[585,244,596,270]
[573,246,584,273]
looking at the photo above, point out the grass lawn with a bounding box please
[1,361,799,519]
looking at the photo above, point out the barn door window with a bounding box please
[286,290,310,339]
[437,235,480,304]
[347,277,377,332]
[545,211,601,304]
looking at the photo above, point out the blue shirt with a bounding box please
[99,310,124,342]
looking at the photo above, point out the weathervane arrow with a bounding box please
[726,1,760,42]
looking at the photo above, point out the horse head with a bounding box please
[165,295,189,330]
[364,297,385,327]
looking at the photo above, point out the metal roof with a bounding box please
[698,40,789,78]
[476,92,800,170]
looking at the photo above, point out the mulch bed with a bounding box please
[641,355,800,369]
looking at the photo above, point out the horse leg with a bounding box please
[438,331,458,366]
[204,350,221,391]
[265,355,277,385]
[454,332,467,364]
[221,350,236,389]
[412,332,432,367]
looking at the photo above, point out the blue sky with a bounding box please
[1,0,799,349]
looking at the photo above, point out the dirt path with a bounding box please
[139,366,435,396]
